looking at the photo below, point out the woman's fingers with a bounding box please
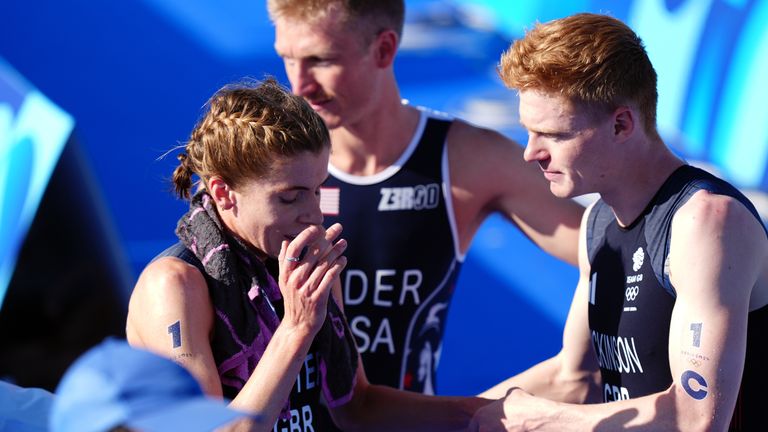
[278,223,347,334]
[283,224,344,283]
[280,226,320,284]
[284,225,323,263]
[324,223,343,244]
[313,256,347,301]
[294,223,343,271]
[303,238,347,295]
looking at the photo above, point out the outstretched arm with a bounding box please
[477,202,601,404]
[328,357,491,432]
[447,121,584,264]
[474,191,766,432]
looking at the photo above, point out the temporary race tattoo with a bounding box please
[173,352,193,363]
[680,349,710,367]
[168,320,182,348]
[690,322,702,347]
[681,370,709,400]
[681,323,709,366]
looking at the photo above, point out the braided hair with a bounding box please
[172,77,330,199]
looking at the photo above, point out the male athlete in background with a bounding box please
[268,0,584,395]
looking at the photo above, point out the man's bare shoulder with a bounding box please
[670,189,768,302]
[446,118,522,148]
[674,189,764,236]
[444,119,526,169]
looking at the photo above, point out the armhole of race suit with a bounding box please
[585,200,607,265]
[648,175,731,299]
[652,177,763,299]
[157,242,207,278]
[440,120,464,263]
[177,247,206,277]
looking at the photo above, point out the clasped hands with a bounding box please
[278,223,347,336]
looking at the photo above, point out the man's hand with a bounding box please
[469,388,561,432]
[469,397,508,432]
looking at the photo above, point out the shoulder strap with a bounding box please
[154,242,206,275]
[585,199,613,265]
[405,117,452,177]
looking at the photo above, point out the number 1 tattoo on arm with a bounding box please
[690,322,702,347]
[168,320,182,348]
[681,323,711,399]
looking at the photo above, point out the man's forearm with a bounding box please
[334,383,493,432]
[480,355,599,404]
[499,385,719,432]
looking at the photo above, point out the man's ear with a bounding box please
[613,106,635,140]
[372,29,398,68]
[207,176,236,210]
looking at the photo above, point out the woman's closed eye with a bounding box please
[279,191,300,204]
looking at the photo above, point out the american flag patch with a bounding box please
[320,187,340,215]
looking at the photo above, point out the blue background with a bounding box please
[2,0,767,395]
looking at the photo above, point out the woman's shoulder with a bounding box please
[137,255,209,297]
[126,256,217,386]
[128,257,213,332]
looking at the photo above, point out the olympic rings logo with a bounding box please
[625,286,639,301]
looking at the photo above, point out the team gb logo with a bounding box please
[632,247,645,272]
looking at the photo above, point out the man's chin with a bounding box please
[549,183,575,199]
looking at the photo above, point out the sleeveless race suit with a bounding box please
[586,165,768,431]
[319,107,462,394]
[156,244,335,432]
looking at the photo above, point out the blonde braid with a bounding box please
[169,77,329,199]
